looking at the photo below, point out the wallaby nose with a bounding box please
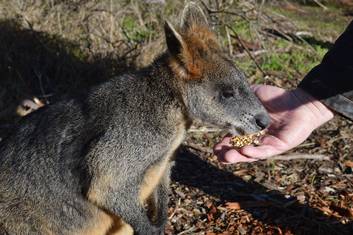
[254,113,270,130]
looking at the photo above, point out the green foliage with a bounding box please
[121,16,155,43]
[232,20,252,40]
[260,39,328,79]
[235,35,329,83]
[270,3,348,39]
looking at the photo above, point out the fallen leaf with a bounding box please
[225,202,241,210]
[344,160,353,168]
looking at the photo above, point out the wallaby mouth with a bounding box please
[226,123,261,136]
[227,125,246,136]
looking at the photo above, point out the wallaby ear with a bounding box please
[164,21,185,57]
[181,2,208,31]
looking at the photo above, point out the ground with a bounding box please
[0,0,352,234]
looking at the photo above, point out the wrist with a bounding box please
[292,88,334,127]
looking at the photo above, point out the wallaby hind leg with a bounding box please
[75,208,114,235]
[52,199,116,235]
[142,183,169,235]
[106,217,133,235]
[89,170,162,235]
[45,196,115,235]
[0,195,114,235]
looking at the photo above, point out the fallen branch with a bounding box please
[177,226,197,235]
[234,47,292,59]
[186,143,213,154]
[269,154,331,161]
[313,0,328,10]
[168,198,181,220]
[234,49,268,58]
[188,126,222,133]
[186,143,331,161]
[226,25,268,77]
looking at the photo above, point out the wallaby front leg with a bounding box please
[104,179,159,235]
[153,163,172,228]
[143,179,169,235]
[142,162,172,235]
[138,157,172,235]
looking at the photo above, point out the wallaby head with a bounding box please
[164,2,270,134]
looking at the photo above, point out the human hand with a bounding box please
[214,85,334,163]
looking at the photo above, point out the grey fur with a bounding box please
[0,3,269,235]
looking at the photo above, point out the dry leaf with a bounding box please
[344,160,353,168]
[225,202,241,210]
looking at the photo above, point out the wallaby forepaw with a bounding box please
[134,225,164,235]
[153,226,165,235]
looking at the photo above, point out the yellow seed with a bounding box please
[230,130,265,148]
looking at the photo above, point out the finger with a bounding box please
[213,138,233,163]
[222,149,258,164]
[250,84,262,92]
[214,136,232,148]
[214,137,258,164]
[213,137,232,155]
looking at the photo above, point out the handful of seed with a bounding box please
[230,130,266,148]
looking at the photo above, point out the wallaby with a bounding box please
[0,2,269,235]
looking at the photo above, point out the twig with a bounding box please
[313,0,328,10]
[268,154,331,161]
[186,143,213,154]
[234,47,292,59]
[57,12,62,35]
[226,25,268,77]
[234,49,268,58]
[33,70,49,104]
[188,126,222,133]
[225,26,232,55]
[168,198,181,220]
[110,0,114,43]
[295,31,313,37]
[200,1,251,22]
[297,142,316,148]
[177,226,197,235]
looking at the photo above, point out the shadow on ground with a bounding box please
[263,28,334,49]
[0,19,133,126]
[172,147,353,235]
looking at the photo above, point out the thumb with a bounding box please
[250,84,263,92]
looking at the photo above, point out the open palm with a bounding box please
[214,85,334,163]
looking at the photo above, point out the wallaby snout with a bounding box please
[254,113,270,130]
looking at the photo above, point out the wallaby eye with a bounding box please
[221,88,236,99]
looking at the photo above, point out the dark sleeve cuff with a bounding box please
[298,20,353,121]
[298,68,353,120]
